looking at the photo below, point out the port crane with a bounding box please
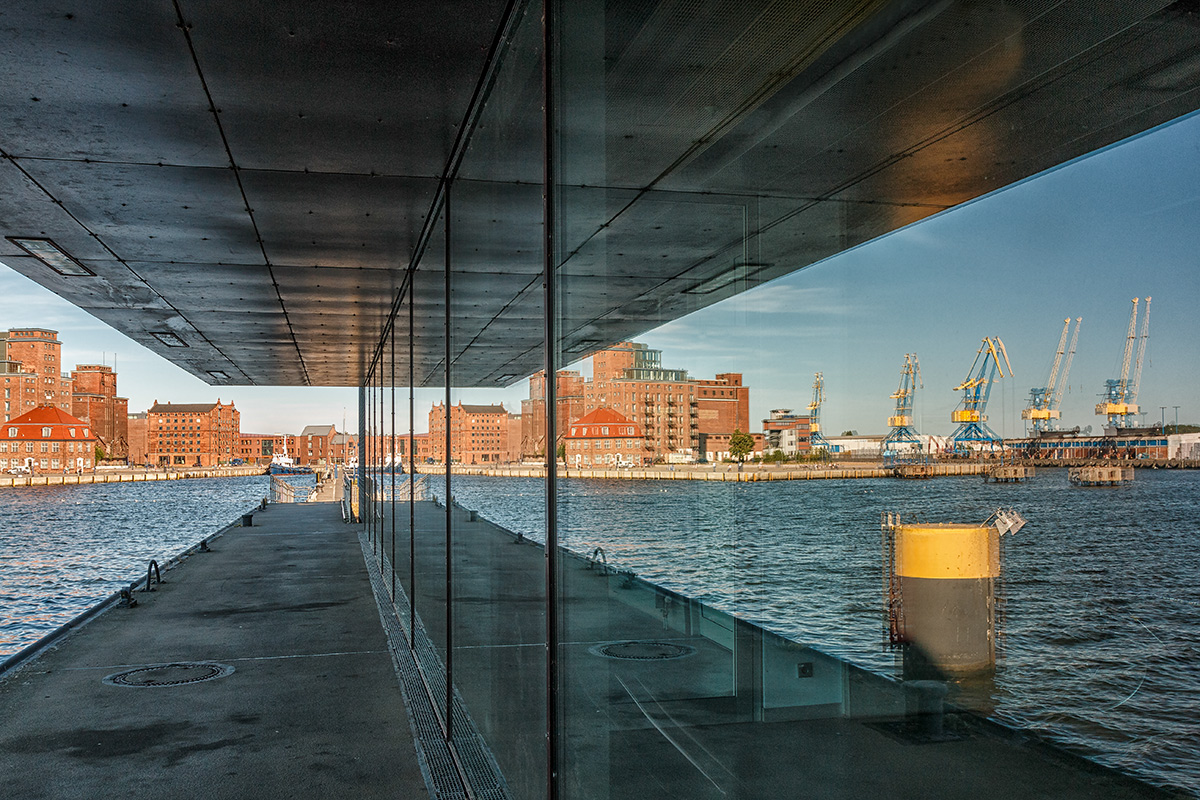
[808,372,830,451]
[882,354,922,452]
[950,337,1012,447]
[1096,297,1150,429]
[1022,317,1081,433]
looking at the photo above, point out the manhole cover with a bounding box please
[103,662,234,688]
[589,641,696,661]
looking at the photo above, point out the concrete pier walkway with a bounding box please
[0,502,427,799]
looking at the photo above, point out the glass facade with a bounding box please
[356,2,1198,798]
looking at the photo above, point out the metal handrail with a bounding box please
[589,547,609,575]
[142,560,163,592]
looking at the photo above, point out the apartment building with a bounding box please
[762,409,812,456]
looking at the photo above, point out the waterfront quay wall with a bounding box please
[0,465,265,489]
[419,463,988,481]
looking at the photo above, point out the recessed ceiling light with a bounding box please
[207,370,230,381]
[5,237,94,276]
[152,331,189,348]
[496,374,517,382]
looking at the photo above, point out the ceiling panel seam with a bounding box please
[370,0,525,375]
[0,146,252,383]
[172,0,311,386]
[12,155,443,183]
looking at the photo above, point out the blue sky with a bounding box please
[2,110,1197,436]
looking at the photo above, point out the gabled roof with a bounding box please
[149,402,220,414]
[3,405,94,440]
[566,408,643,439]
[300,424,336,437]
[459,404,507,415]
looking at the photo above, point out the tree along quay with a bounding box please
[0,465,267,489]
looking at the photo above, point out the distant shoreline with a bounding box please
[0,465,266,489]
[415,457,1198,482]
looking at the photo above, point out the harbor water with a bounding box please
[2,469,1197,794]
[432,469,1200,796]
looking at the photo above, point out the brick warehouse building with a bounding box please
[0,328,72,419]
[70,364,128,459]
[521,369,584,459]
[126,412,148,465]
[565,408,647,467]
[428,402,510,464]
[148,401,240,467]
[0,406,97,473]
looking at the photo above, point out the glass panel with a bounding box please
[412,207,451,727]
[550,1,1198,798]
[448,4,547,797]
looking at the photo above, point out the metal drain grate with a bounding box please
[103,662,234,688]
[590,641,696,661]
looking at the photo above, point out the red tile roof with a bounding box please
[3,405,94,440]
[566,407,643,438]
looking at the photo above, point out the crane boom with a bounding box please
[809,372,829,449]
[1097,298,1149,428]
[882,354,922,450]
[1050,318,1081,412]
[951,337,1010,447]
[1119,298,1139,387]
[1043,319,1072,402]
[1130,297,1151,407]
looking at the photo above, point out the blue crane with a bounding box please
[950,337,1012,448]
[1023,317,1081,433]
[1096,297,1150,429]
[882,354,922,454]
[808,372,830,451]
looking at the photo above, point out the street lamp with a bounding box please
[1161,406,1167,434]
[1174,406,1180,434]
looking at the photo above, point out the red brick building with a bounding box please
[71,364,129,458]
[506,414,523,463]
[522,370,585,459]
[575,342,753,463]
[2,361,39,424]
[237,433,295,466]
[1,328,72,420]
[582,342,698,462]
[0,406,97,473]
[330,432,359,464]
[428,402,510,464]
[565,408,647,467]
[695,373,750,436]
[127,412,149,465]
[148,400,240,467]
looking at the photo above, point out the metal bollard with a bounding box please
[242,513,254,527]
